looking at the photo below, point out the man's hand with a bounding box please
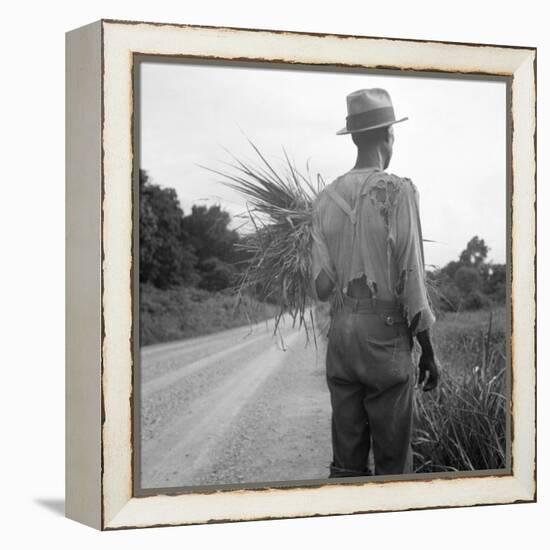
[417,352,440,392]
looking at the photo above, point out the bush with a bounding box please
[139,284,278,345]
[429,277,462,312]
[426,237,506,312]
[454,266,481,294]
[462,290,490,311]
[198,257,239,292]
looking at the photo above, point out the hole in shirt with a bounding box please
[368,177,402,228]
[395,269,408,295]
[346,275,377,298]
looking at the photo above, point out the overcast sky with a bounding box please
[140,61,506,268]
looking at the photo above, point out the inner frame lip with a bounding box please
[130,52,513,499]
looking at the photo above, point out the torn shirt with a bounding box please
[311,167,436,335]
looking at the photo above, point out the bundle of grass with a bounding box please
[203,141,324,339]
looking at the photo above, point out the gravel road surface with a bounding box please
[139,317,332,489]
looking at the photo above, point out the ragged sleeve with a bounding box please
[310,197,336,298]
[393,179,436,335]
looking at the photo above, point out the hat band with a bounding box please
[346,106,396,132]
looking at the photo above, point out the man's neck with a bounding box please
[353,148,385,171]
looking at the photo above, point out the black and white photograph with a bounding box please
[3,0,543,542]
[135,59,509,492]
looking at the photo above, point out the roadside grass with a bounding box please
[413,307,508,472]
[140,284,278,346]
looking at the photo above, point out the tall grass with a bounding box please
[413,308,507,472]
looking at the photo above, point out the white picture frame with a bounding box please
[66,19,536,530]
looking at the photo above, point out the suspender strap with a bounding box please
[324,185,357,224]
[324,169,380,224]
[324,169,381,311]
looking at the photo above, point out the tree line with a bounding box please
[139,169,248,291]
[428,236,506,311]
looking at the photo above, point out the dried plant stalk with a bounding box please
[203,141,324,338]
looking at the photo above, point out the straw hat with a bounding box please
[336,88,408,135]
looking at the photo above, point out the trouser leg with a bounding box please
[325,302,413,477]
[364,373,414,475]
[326,341,371,477]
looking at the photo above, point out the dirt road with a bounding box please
[139,317,332,489]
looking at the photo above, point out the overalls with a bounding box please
[318,177,415,477]
[326,294,414,477]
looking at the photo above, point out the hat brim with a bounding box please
[336,116,408,136]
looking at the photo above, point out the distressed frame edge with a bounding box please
[98,20,536,530]
[65,19,104,530]
[103,17,537,53]
[509,48,537,503]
